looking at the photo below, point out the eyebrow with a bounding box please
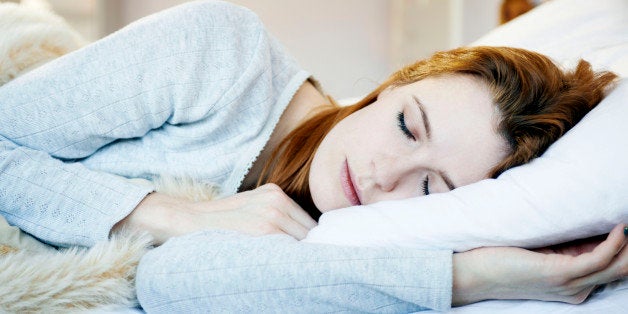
[413,95,457,191]
[412,95,432,140]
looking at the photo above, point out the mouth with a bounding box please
[341,159,362,206]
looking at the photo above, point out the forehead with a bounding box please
[396,74,507,183]
[395,74,492,109]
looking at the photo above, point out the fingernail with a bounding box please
[624,226,628,236]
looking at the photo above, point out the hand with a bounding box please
[452,223,628,306]
[535,233,607,256]
[114,183,317,245]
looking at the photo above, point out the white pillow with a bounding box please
[304,0,628,251]
[472,0,628,77]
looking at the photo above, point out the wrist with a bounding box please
[451,251,491,306]
[113,192,190,245]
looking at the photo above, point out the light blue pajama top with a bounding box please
[0,1,453,311]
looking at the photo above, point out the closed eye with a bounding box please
[397,111,415,140]
[422,176,430,195]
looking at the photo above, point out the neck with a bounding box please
[240,80,329,191]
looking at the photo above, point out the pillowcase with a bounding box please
[304,0,628,251]
[472,0,628,77]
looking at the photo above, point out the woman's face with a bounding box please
[309,74,509,213]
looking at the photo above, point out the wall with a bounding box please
[461,0,502,45]
[229,0,393,99]
[48,0,502,99]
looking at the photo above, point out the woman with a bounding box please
[0,1,624,312]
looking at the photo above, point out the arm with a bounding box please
[137,224,628,312]
[137,230,453,313]
[0,1,270,247]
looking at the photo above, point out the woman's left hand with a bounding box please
[452,223,628,306]
[116,184,318,245]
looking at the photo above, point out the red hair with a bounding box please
[259,46,617,219]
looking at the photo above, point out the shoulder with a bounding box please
[161,0,263,29]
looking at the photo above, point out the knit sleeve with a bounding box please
[0,1,268,247]
[137,231,453,312]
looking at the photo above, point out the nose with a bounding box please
[371,152,422,193]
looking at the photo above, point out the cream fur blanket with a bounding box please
[0,0,84,86]
[0,220,151,312]
[0,1,219,312]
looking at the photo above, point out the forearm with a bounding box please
[0,138,152,247]
[0,3,183,246]
[137,230,453,313]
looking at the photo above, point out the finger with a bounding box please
[257,183,318,229]
[274,205,318,237]
[566,223,627,278]
[570,238,628,288]
[283,199,318,230]
[259,206,309,240]
[267,209,311,240]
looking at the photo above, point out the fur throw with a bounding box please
[0,228,152,312]
[0,0,85,87]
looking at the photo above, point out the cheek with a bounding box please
[308,106,391,211]
[308,124,346,211]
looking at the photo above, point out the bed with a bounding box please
[1,0,626,312]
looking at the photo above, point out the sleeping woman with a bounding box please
[0,1,625,312]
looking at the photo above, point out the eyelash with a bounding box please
[396,111,415,140]
[422,176,430,195]
[397,111,428,194]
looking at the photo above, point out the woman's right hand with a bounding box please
[115,183,318,245]
[452,223,628,306]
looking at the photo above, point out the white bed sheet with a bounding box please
[423,279,628,314]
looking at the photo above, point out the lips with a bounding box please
[341,159,362,206]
